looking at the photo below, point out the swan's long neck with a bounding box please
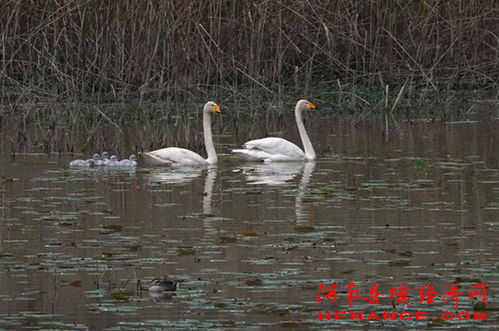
[203,111,217,164]
[295,106,315,160]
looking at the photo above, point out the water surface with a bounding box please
[0,119,498,329]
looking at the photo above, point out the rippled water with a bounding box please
[0,119,498,329]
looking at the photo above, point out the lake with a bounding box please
[0,117,498,329]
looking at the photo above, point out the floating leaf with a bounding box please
[413,159,428,170]
[454,276,482,283]
[178,248,196,256]
[219,236,237,244]
[109,290,135,301]
[388,259,410,267]
[61,280,82,287]
[294,225,314,233]
[245,278,263,286]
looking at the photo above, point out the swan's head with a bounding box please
[204,101,222,114]
[110,155,118,161]
[129,154,137,161]
[102,151,109,159]
[296,99,316,111]
[93,153,101,160]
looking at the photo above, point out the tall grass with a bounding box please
[1,0,498,104]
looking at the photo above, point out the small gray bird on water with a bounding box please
[69,159,95,167]
[105,155,120,167]
[101,151,110,166]
[87,153,103,166]
[118,155,137,167]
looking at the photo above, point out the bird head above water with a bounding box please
[296,99,316,112]
[204,101,222,114]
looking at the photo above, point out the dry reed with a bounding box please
[1,0,498,153]
[1,0,497,103]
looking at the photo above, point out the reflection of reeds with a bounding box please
[0,91,494,155]
[1,1,497,103]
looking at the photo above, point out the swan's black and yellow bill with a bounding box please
[308,102,316,109]
[214,104,222,113]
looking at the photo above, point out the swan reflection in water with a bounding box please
[239,162,315,223]
[145,167,204,184]
[295,162,315,223]
[144,165,219,237]
[144,167,217,205]
[201,167,219,239]
[240,162,310,186]
[202,167,217,216]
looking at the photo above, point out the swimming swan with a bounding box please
[232,100,316,162]
[143,101,221,166]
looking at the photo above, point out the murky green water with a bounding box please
[0,119,498,329]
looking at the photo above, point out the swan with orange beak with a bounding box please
[143,101,222,166]
[232,100,316,162]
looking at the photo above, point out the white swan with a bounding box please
[232,100,316,162]
[143,101,221,166]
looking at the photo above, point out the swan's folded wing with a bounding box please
[243,137,305,159]
[232,148,271,161]
[144,147,206,166]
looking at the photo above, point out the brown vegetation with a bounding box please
[1,1,498,154]
[1,0,498,104]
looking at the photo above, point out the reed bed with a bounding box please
[1,0,498,102]
[0,0,498,153]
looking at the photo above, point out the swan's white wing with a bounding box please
[144,147,207,166]
[232,149,272,161]
[234,137,305,161]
